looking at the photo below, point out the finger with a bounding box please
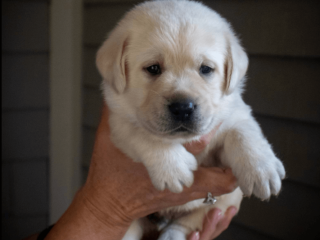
[187,231,200,240]
[160,167,236,205]
[211,206,237,239]
[183,167,238,200]
[199,208,222,240]
[184,123,221,154]
[147,168,236,211]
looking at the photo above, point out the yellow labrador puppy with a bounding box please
[96,0,286,239]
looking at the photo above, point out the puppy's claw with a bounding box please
[269,175,282,195]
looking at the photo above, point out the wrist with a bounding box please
[81,185,133,229]
[46,187,131,240]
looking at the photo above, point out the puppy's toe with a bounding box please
[276,161,286,179]
[166,181,184,193]
[183,152,198,171]
[181,171,194,188]
[240,183,253,197]
[253,181,271,200]
[168,170,194,193]
[269,174,282,195]
[153,180,166,192]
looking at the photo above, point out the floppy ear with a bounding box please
[224,35,249,94]
[96,27,129,94]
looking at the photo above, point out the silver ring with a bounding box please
[203,192,217,205]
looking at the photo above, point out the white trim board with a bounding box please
[49,0,83,224]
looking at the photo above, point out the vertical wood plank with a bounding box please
[49,0,83,224]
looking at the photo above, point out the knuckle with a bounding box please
[225,185,235,194]
[220,222,229,231]
[225,179,237,193]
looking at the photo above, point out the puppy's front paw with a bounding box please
[237,153,285,200]
[148,150,197,193]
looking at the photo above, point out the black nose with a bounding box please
[168,100,196,122]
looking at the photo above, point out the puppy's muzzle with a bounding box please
[168,99,197,122]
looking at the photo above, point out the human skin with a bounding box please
[188,207,237,240]
[43,105,237,240]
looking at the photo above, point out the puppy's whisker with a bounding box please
[150,90,170,104]
[150,90,161,97]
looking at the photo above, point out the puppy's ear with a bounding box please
[224,35,248,94]
[96,28,129,94]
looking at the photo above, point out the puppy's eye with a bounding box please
[146,64,161,75]
[200,65,213,75]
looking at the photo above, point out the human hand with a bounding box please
[45,105,236,240]
[82,105,236,225]
[188,207,238,240]
[45,105,237,240]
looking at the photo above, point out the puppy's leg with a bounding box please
[122,219,143,240]
[158,188,243,240]
[109,115,197,193]
[158,226,188,240]
[158,207,209,240]
[222,117,286,199]
[212,187,243,214]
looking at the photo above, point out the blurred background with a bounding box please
[2,0,320,239]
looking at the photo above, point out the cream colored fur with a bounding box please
[96,1,285,239]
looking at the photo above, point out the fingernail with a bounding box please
[217,210,222,220]
[190,231,200,240]
[208,208,221,221]
[229,207,238,216]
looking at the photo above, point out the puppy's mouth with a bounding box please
[143,123,196,136]
[139,118,197,138]
[174,126,189,132]
[139,116,215,139]
[169,124,196,134]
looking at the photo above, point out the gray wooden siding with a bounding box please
[246,56,320,124]
[2,1,50,239]
[206,0,320,57]
[82,1,320,240]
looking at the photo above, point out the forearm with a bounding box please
[45,188,130,240]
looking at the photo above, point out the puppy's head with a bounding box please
[97,0,248,140]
